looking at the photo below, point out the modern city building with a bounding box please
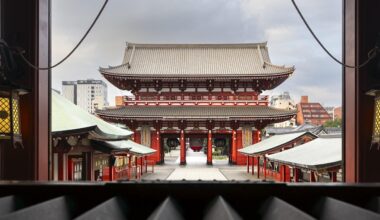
[62,81,77,104]
[296,96,331,125]
[62,79,108,113]
[270,92,296,127]
[96,42,296,166]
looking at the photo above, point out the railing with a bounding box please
[124,100,269,106]
[125,95,269,102]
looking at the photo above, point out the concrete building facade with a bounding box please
[270,92,296,127]
[62,81,77,104]
[62,79,108,113]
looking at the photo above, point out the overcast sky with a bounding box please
[52,0,342,107]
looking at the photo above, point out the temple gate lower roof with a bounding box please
[96,105,296,121]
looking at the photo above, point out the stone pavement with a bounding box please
[167,167,227,181]
[141,148,265,182]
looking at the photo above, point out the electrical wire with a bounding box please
[291,0,378,69]
[16,0,109,70]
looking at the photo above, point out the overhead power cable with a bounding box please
[291,0,378,69]
[15,0,109,70]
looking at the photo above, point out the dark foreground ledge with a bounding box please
[0,181,379,219]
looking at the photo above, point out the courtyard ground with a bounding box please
[141,148,272,182]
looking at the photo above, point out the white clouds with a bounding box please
[52,0,342,106]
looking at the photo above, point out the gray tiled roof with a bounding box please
[99,42,294,78]
[267,137,342,170]
[239,132,317,156]
[96,106,297,120]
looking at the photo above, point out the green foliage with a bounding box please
[324,118,342,127]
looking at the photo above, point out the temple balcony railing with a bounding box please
[123,99,269,106]
[124,95,269,102]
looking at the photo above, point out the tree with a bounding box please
[324,118,342,127]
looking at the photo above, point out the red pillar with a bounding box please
[330,172,337,182]
[253,129,261,144]
[109,155,114,181]
[156,130,161,163]
[232,129,237,164]
[128,155,132,180]
[135,156,138,179]
[257,156,260,179]
[281,165,286,182]
[140,157,143,175]
[83,152,93,181]
[247,156,250,173]
[207,130,212,165]
[134,131,141,144]
[294,168,300,182]
[251,157,254,175]
[180,129,186,165]
[264,156,267,180]
[145,156,148,173]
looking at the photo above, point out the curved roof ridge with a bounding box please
[263,61,295,71]
[124,41,268,48]
[99,62,130,72]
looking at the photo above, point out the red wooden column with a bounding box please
[251,157,254,175]
[280,165,286,182]
[145,156,148,173]
[294,168,300,182]
[109,155,115,181]
[156,130,161,163]
[153,120,162,164]
[128,155,132,180]
[257,156,260,179]
[330,172,337,182]
[247,156,250,173]
[83,152,93,181]
[207,130,213,165]
[310,171,316,182]
[179,120,187,165]
[206,120,214,165]
[140,157,143,175]
[263,156,267,180]
[230,120,239,164]
[135,156,139,179]
[180,130,186,165]
[231,130,237,164]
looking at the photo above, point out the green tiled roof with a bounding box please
[98,140,156,155]
[52,91,132,138]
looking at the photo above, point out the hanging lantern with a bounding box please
[366,88,380,150]
[0,86,24,148]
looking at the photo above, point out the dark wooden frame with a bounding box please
[344,0,380,182]
[0,0,380,182]
[0,0,50,180]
